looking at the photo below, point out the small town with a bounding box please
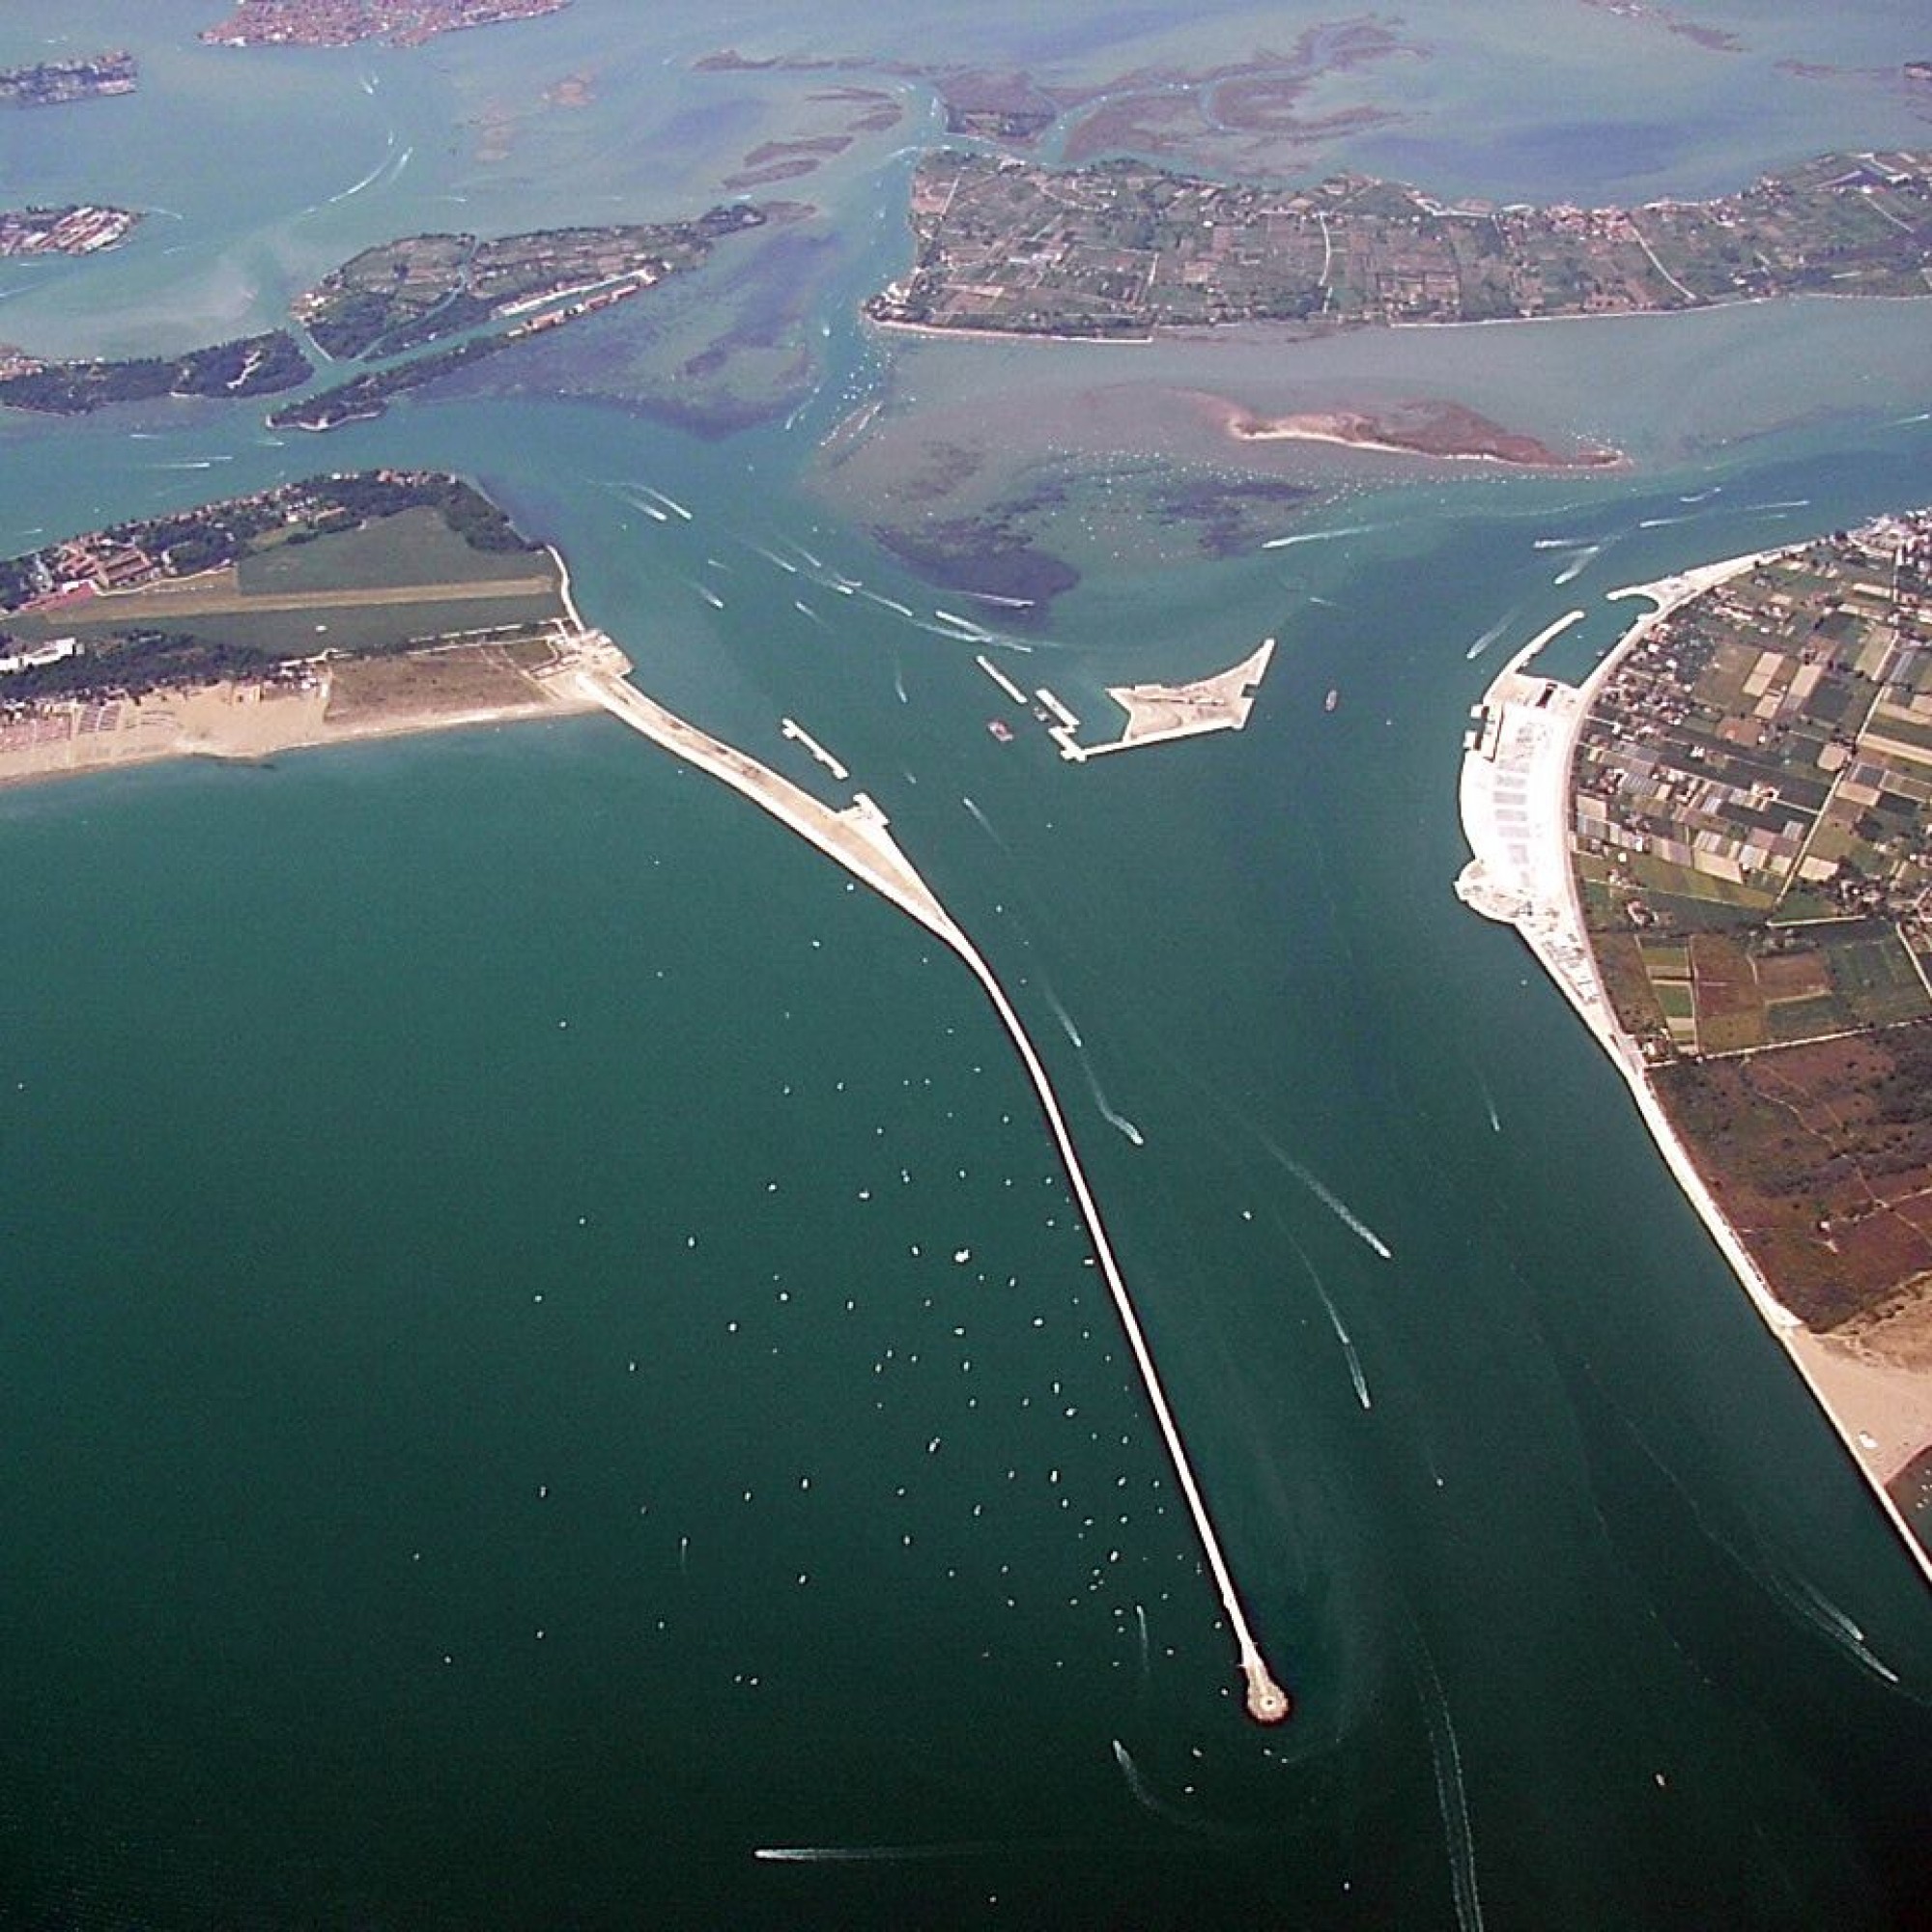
[869,147,1932,337]
[198,0,568,48]
[0,206,139,259]
[1573,509,1932,1031]
[0,50,137,107]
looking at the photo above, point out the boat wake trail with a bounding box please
[1043,987,1084,1050]
[960,795,1005,846]
[1111,1741,1206,1832]
[1551,542,1603,587]
[327,131,398,205]
[1257,1132,1393,1259]
[1134,1603,1151,1683]
[1412,1638,1487,1932]
[1464,611,1517,662]
[755,1844,1009,1862]
[1083,1061,1146,1147]
[1287,1233,1372,1408]
[1263,522,1378,551]
[1782,1572,1901,1687]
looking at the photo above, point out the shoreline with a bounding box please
[1455,562,1932,1586]
[0,675,603,794]
[0,601,607,797]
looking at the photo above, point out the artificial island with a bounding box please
[1458,512,1932,1576]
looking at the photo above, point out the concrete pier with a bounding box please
[573,644,1291,1721]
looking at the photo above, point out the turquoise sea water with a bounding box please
[3,4,1932,1926]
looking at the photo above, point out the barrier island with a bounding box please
[0,470,600,786]
[869,147,1932,340]
[1458,512,1932,1577]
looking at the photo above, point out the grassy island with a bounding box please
[0,204,768,427]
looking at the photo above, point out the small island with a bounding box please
[0,204,768,426]
[276,204,766,430]
[0,51,136,108]
[0,470,605,787]
[0,206,140,259]
[0,331,313,415]
[868,147,1932,339]
[975,636,1275,761]
[1458,511,1932,1576]
[200,1,568,49]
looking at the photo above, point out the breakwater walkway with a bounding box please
[570,640,1291,1722]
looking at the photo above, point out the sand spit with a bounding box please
[1456,563,1932,1586]
[1212,394,1622,469]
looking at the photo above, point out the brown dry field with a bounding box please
[1757,950,1833,1000]
[325,650,547,720]
[1660,1027,1932,1331]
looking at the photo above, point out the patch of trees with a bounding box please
[267,335,506,431]
[0,629,295,701]
[0,331,312,413]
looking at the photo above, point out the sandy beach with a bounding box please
[1456,562,1932,1582]
[0,634,605,794]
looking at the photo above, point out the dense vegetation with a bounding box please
[0,331,312,413]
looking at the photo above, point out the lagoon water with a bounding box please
[3,3,1932,1925]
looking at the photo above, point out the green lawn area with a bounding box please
[1823,927,1932,1027]
[1768,992,1850,1042]
[237,508,557,595]
[1628,852,1777,913]
[1654,980,1695,1020]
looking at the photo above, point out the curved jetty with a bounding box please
[569,636,1291,1721]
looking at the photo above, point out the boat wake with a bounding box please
[1412,1638,1487,1932]
[1780,1571,1902,1688]
[1287,1233,1372,1408]
[1464,611,1516,662]
[1551,542,1603,587]
[327,131,398,205]
[1263,522,1378,552]
[1083,1062,1146,1147]
[1258,1133,1393,1259]
[960,795,1005,845]
[754,1844,1009,1863]
[1043,987,1083,1051]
